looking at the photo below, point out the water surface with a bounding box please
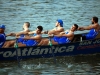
[0,0,100,75]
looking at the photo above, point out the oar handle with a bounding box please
[14,38,20,67]
[14,38,18,48]
[48,37,56,64]
[49,37,52,46]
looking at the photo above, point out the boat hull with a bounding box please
[1,38,100,60]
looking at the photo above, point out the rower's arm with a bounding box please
[6,33,16,36]
[54,33,63,37]
[83,24,96,30]
[48,30,55,35]
[54,32,72,38]
[16,31,28,37]
[60,32,65,34]
[28,31,35,34]
[22,35,41,40]
[41,30,48,34]
[48,27,64,35]
[78,24,96,30]
[83,25,94,30]
[61,33,73,38]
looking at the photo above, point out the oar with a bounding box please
[49,37,56,64]
[14,38,20,67]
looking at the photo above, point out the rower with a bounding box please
[3,22,30,48]
[16,26,43,47]
[50,24,78,44]
[38,19,64,45]
[78,16,100,40]
[0,25,6,48]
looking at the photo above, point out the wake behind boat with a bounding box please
[1,32,100,61]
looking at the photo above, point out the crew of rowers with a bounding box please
[0,16,100,48]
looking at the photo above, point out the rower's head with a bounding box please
[36,25,43,34]
[91,16,98,24]
[23,22,30,29]
[71,24,78,31]
[56,19,63,27]
[0,25,5,33]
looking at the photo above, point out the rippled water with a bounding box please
[0,0,100,37]
[0,0,100,75]
[0,55,100,75]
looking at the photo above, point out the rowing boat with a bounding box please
[1,32,100,61]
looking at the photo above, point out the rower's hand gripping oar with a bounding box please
[49,37,56,64]
[14,38,20,67]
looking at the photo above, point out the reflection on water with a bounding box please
[0,54,100,75]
